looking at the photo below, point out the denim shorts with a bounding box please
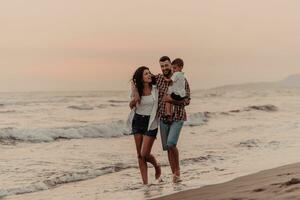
[132,113,158,137]
[160,120,184,151]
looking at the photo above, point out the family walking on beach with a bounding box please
[126,56,191,185]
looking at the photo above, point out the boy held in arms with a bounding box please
[164,58,187,122]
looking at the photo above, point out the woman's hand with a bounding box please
[129,96,140,109]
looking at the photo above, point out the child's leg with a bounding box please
[165,102,173,124]
[165,102,172,116]
[165,95,173,116]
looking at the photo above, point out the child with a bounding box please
[165,58,187,122]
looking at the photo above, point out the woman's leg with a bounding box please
[141,135,159,181]
[145,154,161,179]
[134,134,148,184]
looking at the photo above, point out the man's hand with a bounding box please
[163,95,190,106]
[183,98,190,106]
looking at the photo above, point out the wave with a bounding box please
[68,104,123,110]
[0,104,278,144]
[107,100,128,103]
[185,112,210,126]
[67,105,94,110]
[64,95,84,98]
[245,104,278,112]
[185,104,277,127]
[236,139,281,149]
[181,154,224,165]
[0,110,16,114]
[43,163,135,188]
[237,139,261,148]
[96,104,107,109]
[0,163,136,198]
[227,104,278,113]
[0,154,225,198]
[0,120,128,143]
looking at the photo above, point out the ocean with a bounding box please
[1,84,300,200]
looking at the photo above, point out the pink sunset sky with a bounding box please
[1,0,300,91]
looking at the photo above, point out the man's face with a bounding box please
[159,60,172,77]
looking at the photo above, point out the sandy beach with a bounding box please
[153,162,300,200]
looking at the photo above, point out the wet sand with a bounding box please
[153,162,300,200]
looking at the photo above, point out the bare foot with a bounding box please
[173,174,182,183]
[155,163,161,180]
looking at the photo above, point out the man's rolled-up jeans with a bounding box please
[160,120,184,151]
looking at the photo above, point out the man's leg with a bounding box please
[167,121,184,181]
[159,120,170,151]
[168,146,179,176]
[167,148,175,174]
[160,120,175,174]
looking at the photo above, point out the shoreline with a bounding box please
[152,162,300,200]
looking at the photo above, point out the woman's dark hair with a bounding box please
[132,66,154,97]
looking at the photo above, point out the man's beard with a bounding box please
[163,69,172,77]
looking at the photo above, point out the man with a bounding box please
[156,56,190,183]
[130,56,191,183]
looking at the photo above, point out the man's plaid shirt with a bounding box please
[155,74,191,121]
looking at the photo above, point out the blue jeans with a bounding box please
[160,120,184,151]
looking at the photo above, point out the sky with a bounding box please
[1,0,300,91]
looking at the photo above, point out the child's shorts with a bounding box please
[171,93,186,101]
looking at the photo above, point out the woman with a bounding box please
[126,66,162,185]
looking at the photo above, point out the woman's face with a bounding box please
[142,69,152,83]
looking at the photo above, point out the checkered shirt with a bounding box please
[155,74,191,121]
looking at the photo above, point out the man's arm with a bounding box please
[163,79,190,106]
[183,79,191,106]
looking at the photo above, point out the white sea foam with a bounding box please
[0,163,135,198]
[185,112,209,126]
[0,120,128,143]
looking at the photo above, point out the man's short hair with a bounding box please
[171,58,184,67]
[159,56,171,62]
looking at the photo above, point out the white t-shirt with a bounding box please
[135,95,154,115]
[168,72,186,97]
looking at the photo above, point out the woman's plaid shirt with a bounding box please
[155,74,191,121]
